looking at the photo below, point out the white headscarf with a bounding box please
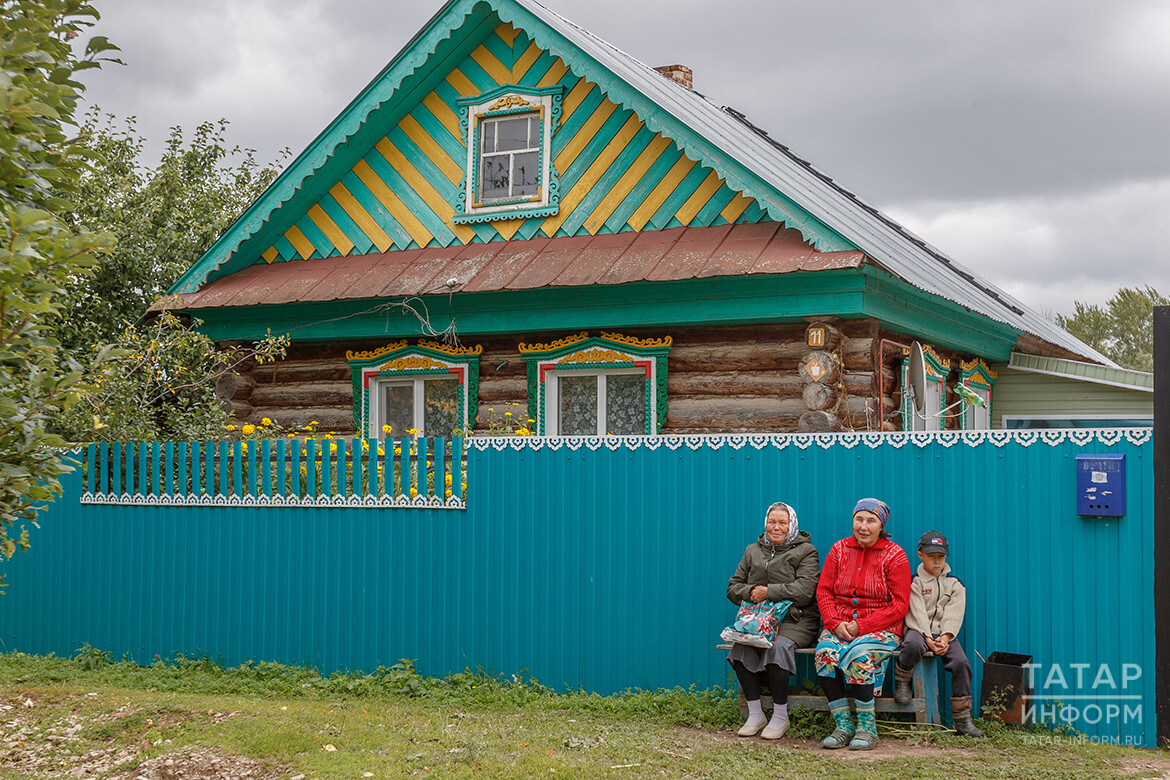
[764,501,801,547]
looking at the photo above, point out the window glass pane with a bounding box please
[380,383,414,438]
[559,375,598,436]
[606,374,646,436]
[481,155,510,200]
[529,116,540,146]
[495,115,530,151]
[481,121,496,153]
[512,151,539,197]
[423,378,459,437]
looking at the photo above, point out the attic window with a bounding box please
[455,86,562,225]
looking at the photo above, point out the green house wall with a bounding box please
[991,366,1153,428]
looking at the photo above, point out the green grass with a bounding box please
[0,651,1165,780]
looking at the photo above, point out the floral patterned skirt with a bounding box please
[814,629,901,695]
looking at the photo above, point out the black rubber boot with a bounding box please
[893,664,914,705]
[952,696,985,737]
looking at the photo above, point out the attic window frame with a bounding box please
[455,86,563,225]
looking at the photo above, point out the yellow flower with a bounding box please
[287,433,297,438]
[329,443,337,453]
[505,412,512,417]
[360,439,369,451]
[323,433,333,440]
[242,424,256,435]
[406,428,419,436]
[226,424,238,431]
[261,417,272,426]
[527,418,535,423]
[382,424,393,435]
[410,488,418,497]
[445,489,453,498]
[515,427,531,436]
[445,474,453,486]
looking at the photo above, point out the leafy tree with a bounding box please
[1057,286,1167,372]
[0,0,117,590]
[53,311,287,443]
[57,111,287,353]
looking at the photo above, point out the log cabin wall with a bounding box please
[219,318,903,435]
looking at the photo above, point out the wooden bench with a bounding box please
[718,645,943,726]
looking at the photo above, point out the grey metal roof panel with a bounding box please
[512,0,1112,365]
[1008,353,1152,392]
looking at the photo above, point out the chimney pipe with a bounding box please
[653,64,693,89]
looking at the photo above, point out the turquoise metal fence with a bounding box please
[79,437,465,508]
[0,429,1154,745]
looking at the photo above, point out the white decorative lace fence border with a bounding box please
[78,492,465,509]
[466,427,1152,452]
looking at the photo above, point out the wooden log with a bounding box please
[249,381,353,408]
[803,321,842,350]
[667,371,804,396]
[215,372,255,401]
[250,358,351,384]
[668,341,805,372]
[476,402,532,431]
[841,337,875,371]
[224,400,252,420]
[798,351,839,385]
[477,349,527,377]
[477,377,528,401]
[798,410,840,432]
[839,396,879,430]
[666,397,805,430]
[248,407,356,434]
[842,372,876,397]
[802,382,837,411]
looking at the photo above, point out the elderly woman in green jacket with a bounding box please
[726,501,821,739]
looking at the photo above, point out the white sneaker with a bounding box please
[737,715,766,736]
[760,720,789,739]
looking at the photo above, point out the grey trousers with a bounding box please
[898,628,972,698]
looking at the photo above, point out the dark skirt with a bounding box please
[727,634,798,675]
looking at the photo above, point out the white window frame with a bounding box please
[455,87,561,225]
[902,346,949,432]
[1001,414,1154,430]
[964,385,991,430]
[544,367,648,437]
[368,375,461,439]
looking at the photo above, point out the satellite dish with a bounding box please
[907,341,927,414]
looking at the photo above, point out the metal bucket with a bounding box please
[980,651,1033,724]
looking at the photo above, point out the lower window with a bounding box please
[549,369,647,436]
[370,376,460,438]
[346,341,481,439]
[519,332,671,436]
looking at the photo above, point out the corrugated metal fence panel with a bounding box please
[0,430,1153,745]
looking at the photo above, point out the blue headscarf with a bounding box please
[852,497,890,527]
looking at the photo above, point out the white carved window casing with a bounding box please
[455,87,562,225]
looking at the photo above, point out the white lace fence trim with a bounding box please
[466,427,1151,452]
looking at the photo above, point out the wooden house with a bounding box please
[160,0,1113,438]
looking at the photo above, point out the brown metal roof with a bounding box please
[156,224,866,311]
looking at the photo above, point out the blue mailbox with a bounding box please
[1075,454,1126,517]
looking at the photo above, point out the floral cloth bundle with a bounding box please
[720,599,792,648]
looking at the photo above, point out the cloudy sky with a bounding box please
[79,0,1170,318]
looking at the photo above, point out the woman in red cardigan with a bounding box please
[814,498,911,751]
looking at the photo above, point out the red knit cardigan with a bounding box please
[816,535,912,636]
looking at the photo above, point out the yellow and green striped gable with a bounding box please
[170,0,848,294]
[259,22,761,263]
